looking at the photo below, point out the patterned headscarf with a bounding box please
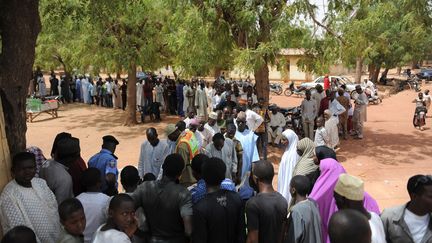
[293,137,318,177]
[26,146,46,177]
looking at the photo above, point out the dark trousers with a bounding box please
[122,95,127,110]
[106,94,113,107]
[177,99,184,116]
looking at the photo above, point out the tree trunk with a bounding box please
[124,62,137,126]
[368,64,375,79]
[371,65,381,83]
[355,57,363,84]
[0,0,41,156]
[380,68,389,80]
[397,67,402,76]
[214,67,223,79]
[0,97,12,192]
[254,63,270,105]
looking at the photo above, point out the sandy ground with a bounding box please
[27,84,432,210]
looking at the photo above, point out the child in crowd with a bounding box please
[76,168,110,243]
[314,117,330,147]
[58,198,86,243]
[1,226,37,243]
[92,194,137,243]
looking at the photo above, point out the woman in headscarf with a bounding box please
[277,129,299,203]
[292,138,320,187]
[309,146,380,243]
[26,146,46,177]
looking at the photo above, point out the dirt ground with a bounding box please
[27,84,432,210]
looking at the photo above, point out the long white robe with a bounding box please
[38,76,47,97]
[0,178,60,243]
[81,78,90,104]
[277,129,299,203]
[183,85,191,112]
[205,87,215,113]
[235,129,259,181]
[195,88,208,119]
[137,140,170,178]
[136,81,144,109]
[204,138,237,179]
[325,116,339,149]
[154,84,165,108]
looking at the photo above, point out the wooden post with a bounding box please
[0,97,12,192]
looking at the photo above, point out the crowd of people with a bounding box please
[1,103,431,243]
[12,70,430,243]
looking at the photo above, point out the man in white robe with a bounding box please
[197,118,213,149]
[352,85,368,139]
[204,112,220,136]
[195,82,208,120]
[183,107,196,129]
[205,133,238,180]
[235,112,259,181]
[154,82,165,109]
[137,128,170,178]
[324,109,339,149]
[81,77,90,104]
[183,83,192,113]
[136,80,144,110]
[0,152,60,243]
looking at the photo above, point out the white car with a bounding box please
[300,76,366,96]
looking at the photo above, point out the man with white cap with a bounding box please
[333,174,386,243]
[204,112,221,136]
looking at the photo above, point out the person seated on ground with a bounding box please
[285,175,322,243]
[58,198,86,243]
[92,194,137,243]
[138,127,169,179]
[205,112,221,135]
[1,225,37,243]
[247,160,287,243]
[192,158,246,243]
[76,168,110,243]
[314,117,330,147]
[205,133,238,180]
[183,107,196,128]
[267,106,286,147]
[88,135,120,196]
[333,174,386,243]
[132,154,193,242]
[323,109,339,150]
[0,152,59,243]
[381,174,432,243]
[121,166,148,243]
[189,154,236,204]
[329,209,372,243]
[40,136,78,204]
[412,92,428,131]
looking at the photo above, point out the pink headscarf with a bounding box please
[309,158,380,243]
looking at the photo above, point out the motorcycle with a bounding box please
[280,106,304,138]
[364,86,382,105]
[269,83,283,95]
[408,76,421,92]
[284,82,305,97]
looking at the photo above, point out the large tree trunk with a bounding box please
[368,64,375,79]
[397,67,402,76]
[124,62,137,126]
[0,0,41,156]
[213,67,223,79]
[380,68,390,80]
[355,57,363,84]
[0,98,12,192]
[254,63,270,105]
[371,65,381,83]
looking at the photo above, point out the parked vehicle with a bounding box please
[280,106,304,138]
[416,69,432,81]
[364,87,382,105]
[284,82,306,97]
[300,76,366,97]
[269,83,283,95]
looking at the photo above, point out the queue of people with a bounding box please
[1,108,431,243]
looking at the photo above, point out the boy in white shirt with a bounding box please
[314,117,330,147]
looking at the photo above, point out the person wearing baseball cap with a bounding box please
[88,135,120,196]
[333,174,386,243]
